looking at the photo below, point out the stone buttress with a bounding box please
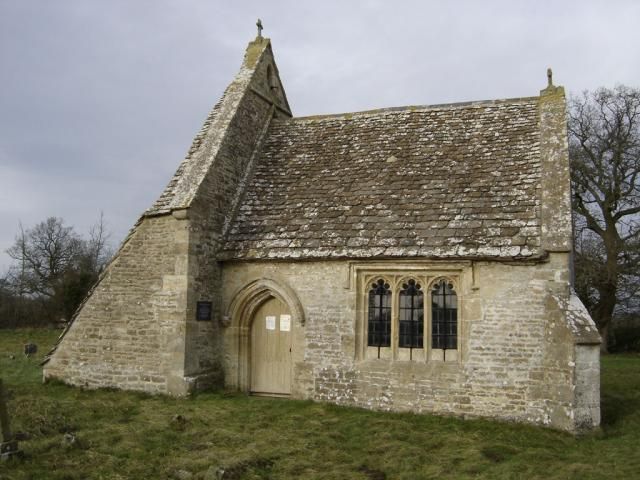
[537,82,601,430]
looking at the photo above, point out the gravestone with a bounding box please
[23,343,37,358]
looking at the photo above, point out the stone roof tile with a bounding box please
[222,98,542,260]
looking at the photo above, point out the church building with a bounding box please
[43,31,601,432]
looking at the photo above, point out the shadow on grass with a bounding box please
[601,392,640,429]
[358,464,387,480]
[480,444,519,463]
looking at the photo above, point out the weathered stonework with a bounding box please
[43,35,600,433]
[44,215,192,394]
[220,254,598,432]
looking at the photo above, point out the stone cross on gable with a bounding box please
[257,19,263,38]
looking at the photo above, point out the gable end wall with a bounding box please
[43,37,287,394]
[183,45,285,382]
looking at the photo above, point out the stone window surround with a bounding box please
[352,261,470,364]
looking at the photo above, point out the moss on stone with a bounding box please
[243,37,269,68]
[540,85,565,98]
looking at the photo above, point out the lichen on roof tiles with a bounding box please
[221,98,543,260]
[145,39,269,216]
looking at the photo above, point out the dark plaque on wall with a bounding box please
[196,301,212,321]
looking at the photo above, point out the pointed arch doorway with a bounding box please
[225,278,305,396]
[250,296,293,396]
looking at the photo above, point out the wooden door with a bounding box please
[250,297,292,395]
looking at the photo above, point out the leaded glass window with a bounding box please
[431,280,457,350]
[399,279,424,349]
[368,279,391,348]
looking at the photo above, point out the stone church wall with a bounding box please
[221,253,600,432]
[43,214,191,393]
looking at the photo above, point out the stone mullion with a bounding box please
[391,274,399,360]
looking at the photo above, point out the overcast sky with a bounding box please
[1,0,639,272]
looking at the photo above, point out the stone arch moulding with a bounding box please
[428,275,459,292]
[224,277,305,392]
[225,277,305,329]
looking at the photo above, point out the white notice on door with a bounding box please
[265,315,276,330]
[280,314,291,332]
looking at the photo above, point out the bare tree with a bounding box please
[3,215,113,326]
[6,217,81,299]
[569,85,640,351]
[84,211,112,275]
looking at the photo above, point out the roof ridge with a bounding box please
[287,96,540,121]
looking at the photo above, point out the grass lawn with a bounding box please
[0,329,639,480]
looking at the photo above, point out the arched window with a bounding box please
[399,279,423,349]
[431,280,457,351]
[368,279,391,350]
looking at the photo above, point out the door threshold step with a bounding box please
[250,391,291,398]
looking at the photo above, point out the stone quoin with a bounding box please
[42,30,601,433]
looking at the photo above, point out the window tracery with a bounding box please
[368,279,392,351]
[399,279,424,349]
[431,279,458,351]
[362,274,460,363]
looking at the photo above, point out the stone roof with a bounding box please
[146,38,283,216]
[221,97,543,260]
[148,94,226,214]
